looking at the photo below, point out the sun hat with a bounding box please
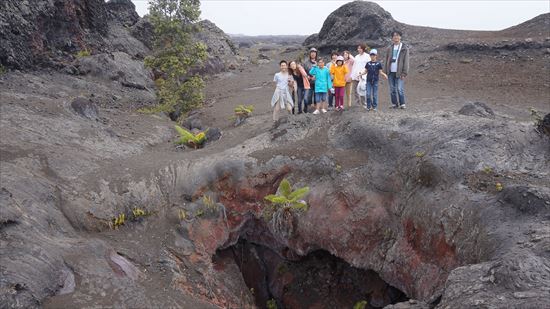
[369,49,378,55]
[309,47,318,52]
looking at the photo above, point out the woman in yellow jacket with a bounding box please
[329,56,349,111]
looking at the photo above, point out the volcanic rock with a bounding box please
[304,1,401,52]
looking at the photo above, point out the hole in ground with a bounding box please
[214,238,408,309]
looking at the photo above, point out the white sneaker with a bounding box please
[373,108,378,112]
[313,110,320,115]
[321,109,327,113]
[400,105,406,109]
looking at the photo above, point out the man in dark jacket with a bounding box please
[384,31,410,109]
[302,47,318,113]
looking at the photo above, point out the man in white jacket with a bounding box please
[350,43,371,107]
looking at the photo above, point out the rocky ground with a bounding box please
[1,1,550,309]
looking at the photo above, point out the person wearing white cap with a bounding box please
[359,48,388,111]
[329,55,349,111]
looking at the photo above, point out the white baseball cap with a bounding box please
[336,56,344,61]
[369,49,378,55]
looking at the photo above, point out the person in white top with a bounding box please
[350,43,371,106]
[271,60,294,122]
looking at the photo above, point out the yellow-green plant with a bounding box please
[234,105,254,118]
[0,64,6,75]
[174,125,207,148]
[76,49,91,58]
[483,166,493,174]
[178,209,187,220]
[266,299,277,309]
[353,300,368,309]
[264,179,309,211]
[415,151,425,158]
[264,179,309,238]
[132,208,146,218]
[202,194,216,211]
[112,213,125,229]
[495,182,503,192]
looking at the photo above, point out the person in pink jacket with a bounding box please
[343,50,355,108]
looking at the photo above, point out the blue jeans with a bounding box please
[304,84,316,112]
[294,87,306,113]
[388,73,406,106]
[366,82,379,109]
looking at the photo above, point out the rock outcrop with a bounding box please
[304,1,401,52]
[195,20,239,74]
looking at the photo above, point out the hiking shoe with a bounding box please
[400,104,406,109]
[313,110,320,115]
[392,105,398,109]
[373,108,378,112]
[321,109,327,113]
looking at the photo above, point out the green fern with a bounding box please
[353,300,368,309]
[264,179,309,211]
[76,49,91,58]
[234,104,254,117]
[174,125,208,148]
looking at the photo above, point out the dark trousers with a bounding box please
[304,83,316,113]
[293,87,306,114]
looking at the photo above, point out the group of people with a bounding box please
[271,31,410,121]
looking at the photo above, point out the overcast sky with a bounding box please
[130,1,549,35]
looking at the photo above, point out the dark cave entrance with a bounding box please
[214,238,408,309]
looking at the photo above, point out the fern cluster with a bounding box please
[174,125,208,148]
[264,179,309,211]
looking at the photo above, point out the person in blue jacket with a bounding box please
[309,58,333,114]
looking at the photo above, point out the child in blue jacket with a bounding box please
[309,58,332,114]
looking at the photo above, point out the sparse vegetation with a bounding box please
[483,166,493,174]
[234,105,254,118]
[111,213,125,229]
[144,0,207,116]
[264,179,310,238]
[353,300,368,309]
[0,64,6,75]
[174,125,208,148]
[495,182,503,192]
[178,209,187,220]
[232,104,255,126]
[415,151,426,158]
[266,299,277,309]
[76,49,91,58]
[132,208,147,218]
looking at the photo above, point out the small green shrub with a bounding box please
[174,125,208,148]
[266,299,277,309]
[483,166,493,174]
[111,213,125,229]
[495,182,503,192]
[76,49,91,58]
[264,179,310,212]
[178,209,187,220]
[0,64,6,75]
[353,300,368,309]
[234,105,254,118]
[415,151,425,158]
[264,179,310,238]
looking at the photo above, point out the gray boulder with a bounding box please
[75,52,154,90]
[194,20,239,74]
[304,1,401,52]
[458,101,495,119]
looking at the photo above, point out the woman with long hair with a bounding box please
[288,60,311,114]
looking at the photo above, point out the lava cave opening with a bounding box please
[213,238,408,309]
